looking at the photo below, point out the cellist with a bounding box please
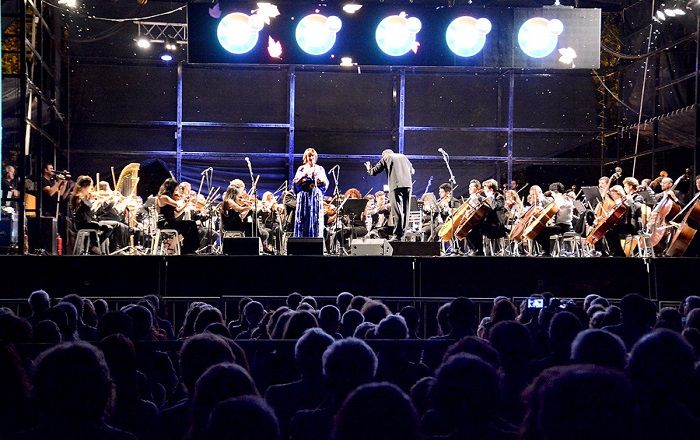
[603,181,644,256]
[534,182,574,256]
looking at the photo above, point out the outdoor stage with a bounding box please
[1,255,697,302]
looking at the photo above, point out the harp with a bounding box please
[115,163,140,197]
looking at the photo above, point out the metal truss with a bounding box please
[135,21,188,45]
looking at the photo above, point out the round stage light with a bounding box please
[376,14,422,57]
[446,16,491,58]
[517,17,564,59]
[295,14,342,56]
[217,12,265,55]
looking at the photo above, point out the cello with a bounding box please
[523,201,559,241]
[665,194,700,257]
[585,202,627,245]
[509,205,541,242]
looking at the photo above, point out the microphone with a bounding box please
[244,157,250,165]
[438,148,446,155]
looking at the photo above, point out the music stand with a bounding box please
[337,198,368,254]
[637,190,656,206]
[581,186,602,206]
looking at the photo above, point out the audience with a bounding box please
[1,288,699,440]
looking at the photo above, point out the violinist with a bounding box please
[604,182,644,256]
[221,179,251,233]
[370,190,392,239]
[258,191,282,253]
[437,183,458,222]
[331,188,368,252]
[534,182,574,257]
[69,176,114,254]
[156,177,199,254]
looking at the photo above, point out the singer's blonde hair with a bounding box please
[303,148,318,164]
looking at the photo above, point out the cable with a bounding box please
[592,70,650,118]
[42,1,186,23]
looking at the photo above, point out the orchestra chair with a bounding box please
[73,229,109,255]
[524,239,541,256]
[624,234,654,258]
[559,231,584,257]
[483,236,506,256]
[151,229,181,255]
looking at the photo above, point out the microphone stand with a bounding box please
[245,159,258,239]
[439,150,461,254]
[329,166,344,255]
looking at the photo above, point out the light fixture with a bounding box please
[160,52,173,62]
[340,57,354,66]
[343,3,363,14]
[655,10,666,20]
[58,0,78,8]
[164,36,178,52]
[136,37,151,49]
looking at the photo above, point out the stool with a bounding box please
[559,232,583,257]
[151,229,181,255]
[625,234,655,258]
[73,229,108,255]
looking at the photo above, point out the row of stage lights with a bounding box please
[215,8,568,62]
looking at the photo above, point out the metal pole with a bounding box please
[287,66,296,183]
[398,69,406,154]
[507,71,514,184]
[176,62,183,181]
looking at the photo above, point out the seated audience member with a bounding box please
[333,382,420,440]
[204,396,279,440]
[152,333,235,440]
[235,301,265,339]
[290,338,377,440]
[604,293,656,351]
[340,309,364,338]
[360,300,391,325]
[374,315,429,392]
[628,329,700,440]
[265,328,334,438]
[14,342,136,439]
[427,354,516,439]
[656,307,683,332]
[399,305,421,339]
[98,335,158,440]
[319,305,342,338]
[62,294,97,341]
[442,336,500,369]
[422,297,477,371]
[0,313,32,344]
[521,365,638,440]
[570,329,627,370]
[27,289,51,326]
[187,363,258,440]
[534,311,583,370]
[0,343,33,436]
[93,299,109,319]
[33,320,62,344]
[336,292,353,313]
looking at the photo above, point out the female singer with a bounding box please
[156,177,199,254]
[69,176,114,254]
[293,148,329,238]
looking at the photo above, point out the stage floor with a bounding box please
[1,255,697,302]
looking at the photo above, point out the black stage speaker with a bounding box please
[222,236,262,255]
[390,241,441,256]
[350,238,392,256]
[287,238,324,255]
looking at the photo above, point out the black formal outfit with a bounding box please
[370,202,392,238]
[367,153,414,239]
[534,194,574,256]
[157,203,199,254]
[95,201,130,252]
[604,193,645,257]
[72,198,114,252]
[333,213,368,251]
[41,176,60,217]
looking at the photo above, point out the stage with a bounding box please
[1,255,697,302]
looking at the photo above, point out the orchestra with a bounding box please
[9,156,694,257]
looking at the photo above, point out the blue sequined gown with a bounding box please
[293,165,328,238]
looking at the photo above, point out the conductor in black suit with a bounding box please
[365,149,414,240]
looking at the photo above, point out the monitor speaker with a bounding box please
[350,238,392,256]
[287,238,324,255]
[222,236,262,255]
[27,216,57,254]
[389,241,441,256]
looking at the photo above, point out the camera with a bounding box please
[527,297,544,309]
[53,170,72,180]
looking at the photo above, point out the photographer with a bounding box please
[41,163,69,217]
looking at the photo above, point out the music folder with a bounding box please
[338,198,368,218]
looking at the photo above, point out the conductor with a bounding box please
[365,149,414,241]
